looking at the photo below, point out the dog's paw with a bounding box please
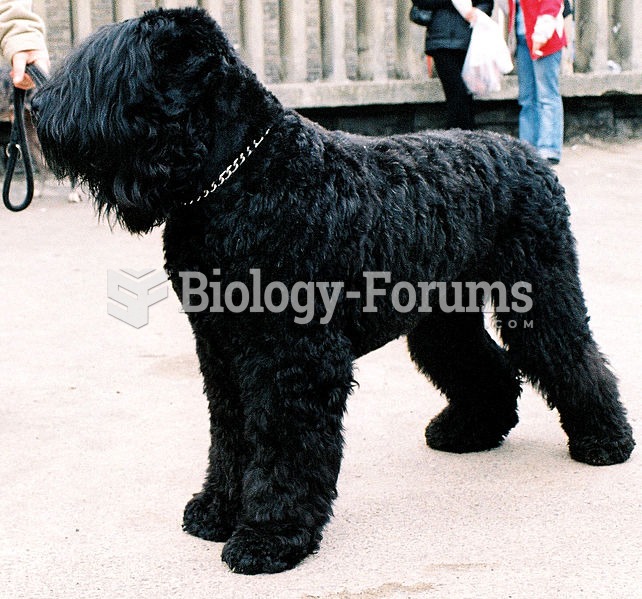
[425,405,518,453]
[569,430,635,466]
[221,524,320,575]
[182,492,235,542]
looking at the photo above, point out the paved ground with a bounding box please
[1,138,641,599]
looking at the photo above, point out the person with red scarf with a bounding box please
[509,0,566,164]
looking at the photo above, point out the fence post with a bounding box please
[201,0,225,22]
[320,0,347,81]
[611,0,640,71]
[355,0,387,81]
[574,0,609,72]
[632,0,642,69]
[240,0,265,80]
[113,0,137,21]
[592,0,609,71]
[395,0,425,79]
[280,0,307,82]
[164,0,194,7]
[69,0,92,44]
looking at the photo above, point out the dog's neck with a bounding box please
[186,66,284,207]
[185,125,273,207]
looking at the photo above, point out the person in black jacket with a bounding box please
[412,0,494,129]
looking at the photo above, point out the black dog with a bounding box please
[32,8,634,574]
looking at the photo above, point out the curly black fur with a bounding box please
[32,7,634,575]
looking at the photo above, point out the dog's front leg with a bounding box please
[183,336,246,543]
[221,329,354,574]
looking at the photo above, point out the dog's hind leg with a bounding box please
[408,308,521,453]
[221,328,354,574]
[495,262,635,465]
[493,172,634,465]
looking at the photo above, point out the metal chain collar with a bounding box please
[186,127,271,207]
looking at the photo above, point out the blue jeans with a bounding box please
[516,35,564,161]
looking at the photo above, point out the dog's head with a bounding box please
[32,8,279,233]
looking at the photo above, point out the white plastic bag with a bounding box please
[462,11,513,96]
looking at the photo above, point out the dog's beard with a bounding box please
[90,178,169,234]
[103,205,165,235]
[34,106,173,235]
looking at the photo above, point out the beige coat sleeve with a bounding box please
[0,0,46,62]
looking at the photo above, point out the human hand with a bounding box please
[451,0,474,21]
[465,7,480,23]
[11,49,50,89]
[532,40,544,58]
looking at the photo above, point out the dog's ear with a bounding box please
[138,8,239,89]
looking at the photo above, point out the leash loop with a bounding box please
[3,63,48,212]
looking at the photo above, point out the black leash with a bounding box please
[3,63,48,212]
